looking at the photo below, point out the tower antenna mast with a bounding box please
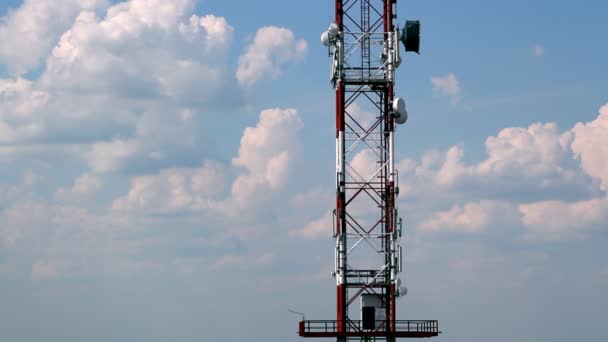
[299,1,439,341]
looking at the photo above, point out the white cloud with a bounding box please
[229,108,303,209]
[54,173,104,202]
[519,198,608,239]
[0,78,48,143]
[180,14,234,54]
[42,0,233,101]
[72,173,103,194]
[0,0,239,176]
[418,200,519,234]
[570,103,608,191]
[237,26,308,86]
[0,196,176,278]
[0,0,109,75]
[291,188,332,210]
[479,122,569,177]
[431,73,461,104]
[291,211,333,239]
[87,139,138,173]
[84,106,213,174]
[395,103,608,239]
[0,199,49,248]
[0,1,311,292]
[0,77,49,117]
[112,107,303,216]
[346,102,377,128]
[349,149,379,182]
[402,121,595,204]
[532,44,545,57]
[112,160,226,212]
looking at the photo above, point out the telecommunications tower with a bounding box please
[298,1,439,341]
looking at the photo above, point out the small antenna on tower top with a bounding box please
[288,309,306,321]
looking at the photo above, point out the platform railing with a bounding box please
[299,320,439,338]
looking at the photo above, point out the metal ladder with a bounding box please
[361,0,371,79]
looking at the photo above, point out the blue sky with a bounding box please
[0,1,607,342]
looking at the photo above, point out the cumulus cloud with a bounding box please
[570,103,608,191]
[0,195,175,278]
[479,122,569,178]
[291,211,333,239]
[112,160,226,212]
[0,0,307,286]
[346,102,377,128]
[418,200,518,234]
[2,185,273,279]
[0,0,240,175]
[392,103,608,239]
[229,108,303,209]
[180,14,234,54]
[403,122,596,204]
[0,78,48,143]
[0,0,109,75]
[87,139,138,173]
[41,0,234,101]
[290,188,332,211]
[287,188,334,239]
[348,148,380,183]
[113,107,303,216]
[0,199,50,248]
[0,77,49,116]
[519,198,608,240]
[237,26,308,86]
[54,173,104,202]
[431,73,461,103]
[85,106,216,174]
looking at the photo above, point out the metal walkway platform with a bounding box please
[299,320,440,338]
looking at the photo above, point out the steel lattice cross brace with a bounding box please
[300,1,439,341]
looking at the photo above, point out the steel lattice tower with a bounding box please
[298,1,439,341]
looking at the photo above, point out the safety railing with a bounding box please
[299,320,439,338]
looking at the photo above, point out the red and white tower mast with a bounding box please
[299,1,439,341]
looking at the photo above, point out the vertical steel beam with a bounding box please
[334,1,346,336]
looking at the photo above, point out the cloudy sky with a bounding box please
[0,0,606,341]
